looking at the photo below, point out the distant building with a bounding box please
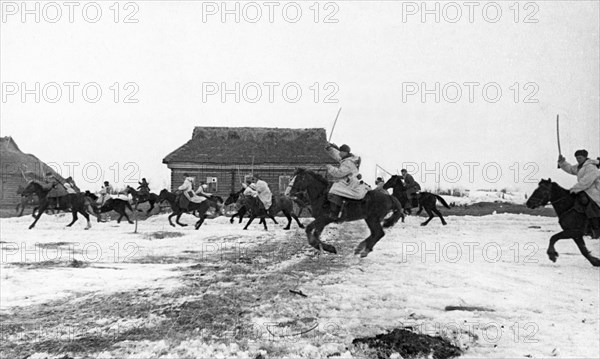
[0,136,65,207]
[162,127,336,197]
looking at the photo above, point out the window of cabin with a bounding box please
[206,177,218,193]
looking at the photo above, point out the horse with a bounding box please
[224,189,277,226]
[85,192,134,224]
[124,186,160,214]
[290,190,312,217]
[240,194,305,231]
[526,179,600,266]
[157,189,223,229]
[21,181,94,230]
[289,168,404,257]
[383,175,451,226]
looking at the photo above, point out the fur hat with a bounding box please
[574,149,588,158]
[250,183,257,190]
[339,144,351,153]
[376,177,384,183]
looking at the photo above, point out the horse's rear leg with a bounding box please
[66,211,78,227]
[282,212,292,230]
[573,237,600,266]
[124,211,133,224]
[420,208,435,226]
[147,201,155,214]
[358,218,385,257]
[168,212,177,227]
[176,212,187,226]
[290,211,304,229]
[79,210,91,230]
[432,207,447,225]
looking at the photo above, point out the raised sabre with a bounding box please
[328,107,342,143]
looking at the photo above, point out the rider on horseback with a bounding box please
[558,149,600,238]
[177,174,208,210]
[325,143,368,220]
[400,169,421,210]
[137,178,150,196]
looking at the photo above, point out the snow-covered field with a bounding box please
[1,212,599,358]
[441,191,529,206]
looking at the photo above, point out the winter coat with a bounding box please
[559,158,600,206]
[402,174,421,195]
[255,179,272,210]
[326,147,368,200]
[178,178,206,203]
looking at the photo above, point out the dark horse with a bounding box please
[158,189,223,229]
[85,192,134,224]
[241,194,305,231]
[526,179,600,267]
[383,175,451,226]
[124,186,160,214]
[224,189,277,226]
[289,169,404,257]
[22,181,94,230]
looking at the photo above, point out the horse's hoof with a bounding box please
[360,249,372,258]
[354,242,367,255]
[243,228,248,230]
[420,223,427,226]
[442,222,447,226]
[283,227,290,230]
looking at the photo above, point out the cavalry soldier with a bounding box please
[43,171,67,208]
[254,175,273,211]
[195,181,211,199]
[98,181,113,206]
[325,143,368,219]
[374,177,387,193]
[137,178,150,196]
[558,149,600,238]
[177,174,207,210]
[63,177,79,194]
[400,169,421,210]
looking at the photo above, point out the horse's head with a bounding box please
[526,178,553,209]
[21,181,44,197]
[291,168,329,198]
[84,190,99,201]
[157,189,171,203]
[224,191,240,206]
[383,175,404,190]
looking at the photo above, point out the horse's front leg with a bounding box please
[147,201,155,214]
[307,218,337,254]
[243,215,256,230]
[195,216,206,230]
[168,212,177,227]
[29,204,48,229]
[176,212,187,227]
[547,230,576,262]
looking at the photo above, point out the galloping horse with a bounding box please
[526,179,600,266]
[85,192,134,224]
[22,181,94,230]
[241,194,305,231]
[383,175,451,226]
[158,189,223,229]
[124,186,159,214]
[289,168,404,257]
[224,189,276,226]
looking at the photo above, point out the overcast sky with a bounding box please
[1,1,598,193]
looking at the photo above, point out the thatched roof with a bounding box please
[0,136,65,181]
[163,127,337,165]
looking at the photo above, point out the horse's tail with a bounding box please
[383,195,405,228]
[434,194,451,209]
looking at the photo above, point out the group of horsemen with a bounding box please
[36,144,600,238]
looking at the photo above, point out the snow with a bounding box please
[1,212,599,358]
[441,190,529,206]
